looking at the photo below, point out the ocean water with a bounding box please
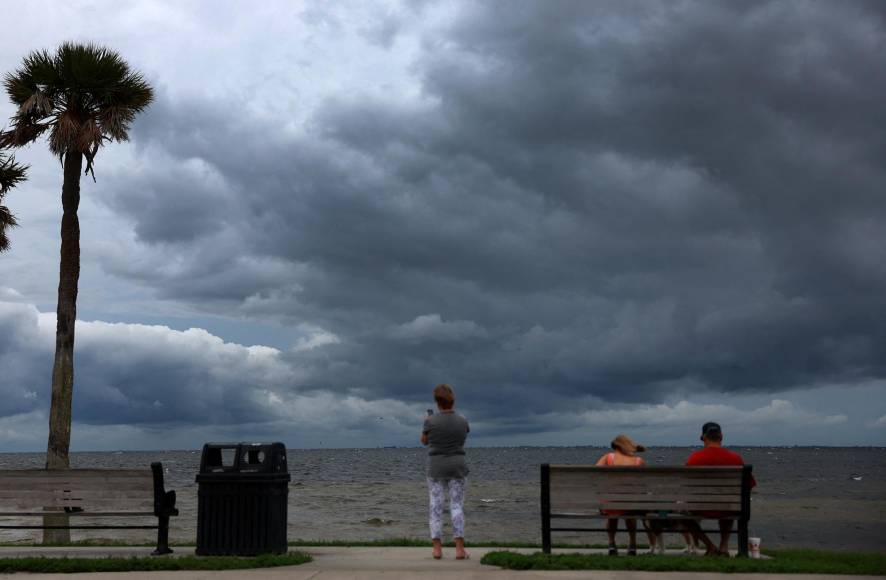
[0,447,883,552]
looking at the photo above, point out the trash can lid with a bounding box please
[198,442,288,475]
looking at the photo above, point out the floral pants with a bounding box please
[427,477,466,540]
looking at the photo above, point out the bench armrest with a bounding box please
[151,462,178,517]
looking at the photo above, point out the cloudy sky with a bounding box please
[1,1,885,451]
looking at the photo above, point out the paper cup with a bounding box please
[748,537,761,559]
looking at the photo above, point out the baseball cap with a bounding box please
[701,422,722,438]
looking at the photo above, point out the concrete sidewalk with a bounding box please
[0,546,881,579]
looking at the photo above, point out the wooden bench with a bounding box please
[541,464,753,556]
[0,462,178,555]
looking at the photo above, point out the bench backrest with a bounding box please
[0,469,155,512]
[543,465,752,517]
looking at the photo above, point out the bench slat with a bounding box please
[0,501,155,511]
[0,469,150,477]
[0,491,154,507]
[0,493,154,503]
[551,501,742,511]
[0,479,152,488]
[0,511,156,517]
[0,477,153,489]
[0,491,153,498]
[551,493,741,505]
[551,513,741,520]
[551,476,741,486]
[0,488,154,497]
[551,495,741,509]
[0,482,152,493]
[547,465,742,473]
[551,482,741,497]
[574,490,741,498]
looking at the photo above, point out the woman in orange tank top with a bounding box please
[595,434,647,556]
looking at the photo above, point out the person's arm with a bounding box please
[595,454,608,466]
[421,417,430,446]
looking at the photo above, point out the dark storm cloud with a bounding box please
[95,0,886,425]
[0,303,48,416]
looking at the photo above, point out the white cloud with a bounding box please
[388,313,486,342]
[579,399,847,429]
[0,299,427,449]
[292,325,341,352]
[2,298,883,448]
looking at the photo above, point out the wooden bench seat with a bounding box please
[0,462,178,555]
[541,464,753,556]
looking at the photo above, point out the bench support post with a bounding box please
[737,465,753,557]
[540,463,552,554]
[150,463,177,556]
[152,515,172,556]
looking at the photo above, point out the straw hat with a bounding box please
[611,434,646,456]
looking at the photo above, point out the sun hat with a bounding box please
[610,434,646,456]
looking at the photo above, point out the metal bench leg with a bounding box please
[541,464,552,554]
[542,516,552,555]
[152,515,173,556]
[737,518,749,558]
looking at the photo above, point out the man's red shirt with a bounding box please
[686,446,757,487]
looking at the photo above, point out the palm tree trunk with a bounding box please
[43,150,82,544]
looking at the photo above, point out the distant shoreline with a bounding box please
[2,444,885,454]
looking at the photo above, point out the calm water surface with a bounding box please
[0,447,883,552]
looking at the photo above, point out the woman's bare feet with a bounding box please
[432,538,443,560]
[455,537,469,560]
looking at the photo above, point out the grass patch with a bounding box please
[287,538,633,549]
[0,539,160,548]
[481,549,886,575]
[287,537,546,548]
[0,552,311,574]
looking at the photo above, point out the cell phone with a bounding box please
[427,409,434,416]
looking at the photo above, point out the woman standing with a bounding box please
[421,384,470,560]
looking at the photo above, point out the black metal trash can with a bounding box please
[195,442,290,556]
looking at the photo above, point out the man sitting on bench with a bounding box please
[685,422,757,556]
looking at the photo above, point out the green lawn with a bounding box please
[287,538,658,549]
[481,549,886,575]
[0,552,311,574]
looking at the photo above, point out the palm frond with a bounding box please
[0,214,14,251]
[2,42,154,172]
[48,110,81,157]
[76,118,102,153]
[0,203,17,227]
[0,152,26,252]
[0,152,27,194]
[98,106,135,141]
[3,49,55,104]
[18,89,53,116]
[0,122,48,148]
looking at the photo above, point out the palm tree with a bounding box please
[0,152,26,252]
[1,43,153,469]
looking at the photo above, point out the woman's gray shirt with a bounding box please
[423,412,470,479]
